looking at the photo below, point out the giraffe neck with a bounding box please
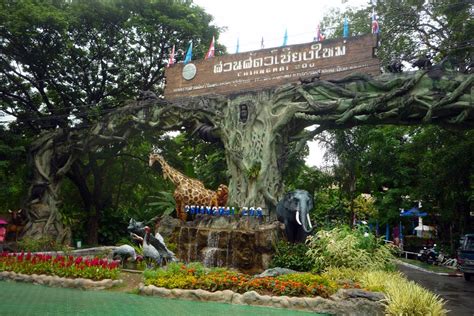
[155,156,188,186]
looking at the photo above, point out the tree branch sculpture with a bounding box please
[23,68,473,241]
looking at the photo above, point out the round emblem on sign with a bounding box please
[182,63,197,80]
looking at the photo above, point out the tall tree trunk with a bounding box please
[214,91,307,216]
[23,131,73,244]
[66,154,109,246]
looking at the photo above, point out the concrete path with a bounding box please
[0,280,319,316]
[397,264,474,316]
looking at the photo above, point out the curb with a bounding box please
[0,271,123,289]
[396,260,462,277]
[138,284,386,315]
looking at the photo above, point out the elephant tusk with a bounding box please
[295,210,302,225]
[307,213,313,229]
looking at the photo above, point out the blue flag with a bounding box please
[343,17,349,38]
[282,29,288,47]
[236,38,240,54]
[184,41,193,64]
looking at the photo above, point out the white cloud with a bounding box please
[194,0,369,52]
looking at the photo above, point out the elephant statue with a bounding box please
[276,190,314,243]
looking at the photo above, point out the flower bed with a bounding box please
[144,263,338,298]
[0,252,120,280]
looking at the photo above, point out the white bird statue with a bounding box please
[112,245,137,267]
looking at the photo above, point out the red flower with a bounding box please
[75,256,83,264]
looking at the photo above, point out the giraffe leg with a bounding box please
[179,204,187,221]
[176,199,186,221]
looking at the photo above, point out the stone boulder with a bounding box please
[254,267,298,278]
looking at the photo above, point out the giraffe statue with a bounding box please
[149,153,228,221]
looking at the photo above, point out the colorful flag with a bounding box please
[205,36,215,59]
[235,38,240,54]
[343,17,349,38]
[282,29,288,46]
[184,41,193,64]
[315,24,325,42]
[261,37,264,49]
[167,44,175,67]
[371,10,380,34]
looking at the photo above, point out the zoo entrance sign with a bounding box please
[164,34,379,99]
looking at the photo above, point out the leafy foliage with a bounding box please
[270,241,314,272]
[323,268,447,315]
[17,237,69,252]
[306,225,396,272]
[146,191,176,217]
[0,126,28,209]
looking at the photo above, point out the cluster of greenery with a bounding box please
[323,268,447,316]
[318,126,474,252]
[271,226,395,274]
[269,241,313,272]
[16,236,70,253]
[144,262,337,297]
[306,226,396,272]
[0,253,120,280]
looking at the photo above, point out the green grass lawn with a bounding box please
[398,258,457,274]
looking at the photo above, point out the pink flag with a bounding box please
[205,36,215,59]
[372,10,380,34]
[315,24,325,42]
[167,45,175,67]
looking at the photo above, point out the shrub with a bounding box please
[306,226,395,272]
[270,241,313,272]
[276,273,338,296]
[322,267,360,283]
[17,237,68,252]
[383,279,447,316]
[359,270,447,316]
[322,268,447,316]
[196,271,249,292]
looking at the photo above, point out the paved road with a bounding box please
[398,264,474,316]
[0,280,318,316]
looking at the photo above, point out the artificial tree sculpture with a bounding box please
[22,67,473,242]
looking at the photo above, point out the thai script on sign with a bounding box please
[172,63,370,94]
[213,42,346,74]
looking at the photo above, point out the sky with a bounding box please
[193,0,371,167]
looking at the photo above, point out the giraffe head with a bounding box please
[216,184,229,206]
[149,152,161,167]
[149,146,163,167]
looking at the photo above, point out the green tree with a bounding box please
[0,126,28,210]
[0,0,223,244]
